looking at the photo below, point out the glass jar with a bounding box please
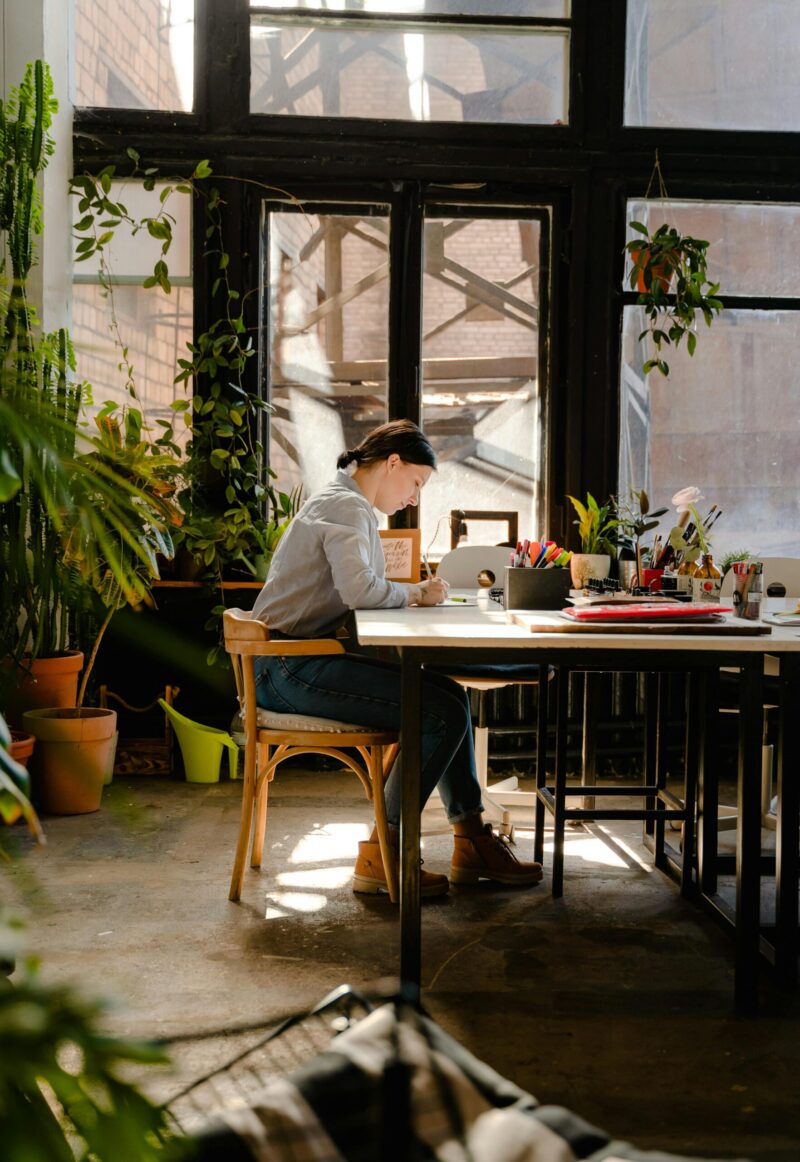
[731,560,763,620]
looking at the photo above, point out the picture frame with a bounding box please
[379,528,421,583]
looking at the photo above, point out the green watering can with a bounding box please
[158,699,239,783]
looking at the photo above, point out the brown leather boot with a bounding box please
[450,824,543,886]
[352,839,449,898]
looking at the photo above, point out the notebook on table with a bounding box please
[561,603,734,623]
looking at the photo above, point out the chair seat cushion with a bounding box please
[255,707,373,734]
[427,662,548,682]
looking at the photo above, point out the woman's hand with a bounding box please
[413,577,450,606]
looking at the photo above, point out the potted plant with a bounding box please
[0,63,173,726]
[22,407,181,814]
[72,156,299,664]
[1,712,43,835]
[566,493,619,588]
[625,220,723,377]
[613,489,669,590]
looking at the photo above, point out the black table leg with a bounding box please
[400,649,422,1000]
[534,668,548,864]
[551,665,569,898]
[581,671,600,813]
[735,656,764,1016]
[775,653,800,989]
[643,672,659,852]
[680,671,701,898]
[697,666,720,897]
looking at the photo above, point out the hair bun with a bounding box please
[336,449,358,469]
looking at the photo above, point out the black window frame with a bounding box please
[72,0,800,545]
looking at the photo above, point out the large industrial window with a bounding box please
[72,180,194,448]
[250,2,571,124]
[625,0,800,131]
[263,193,552,549]
[619,200,800,558]
[74,0,194,111]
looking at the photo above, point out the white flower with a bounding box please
[671,486,703,513]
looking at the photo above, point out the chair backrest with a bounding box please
[223,608,347,739]
[720,556,800,598]
[436,546,511,590]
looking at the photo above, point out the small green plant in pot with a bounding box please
[566,493,619,588]
[613,489,669,589]
[625,220,723,377]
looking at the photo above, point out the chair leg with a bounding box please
[250,742,270,869]
[229,743,257,902]
[372,745,398,903]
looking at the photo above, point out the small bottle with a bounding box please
[691,553,722,603]
[675,556,694,595]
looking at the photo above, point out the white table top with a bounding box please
[355,599,800,655]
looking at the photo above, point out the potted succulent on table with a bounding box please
[566,493,619,588]
[625,219,723,377]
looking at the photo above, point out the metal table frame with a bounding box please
[355,609,800,1016]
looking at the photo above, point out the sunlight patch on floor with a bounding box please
[277,866,353,890]
[542,834,628,869]
[264,891,329,915]
[289,822,369,864]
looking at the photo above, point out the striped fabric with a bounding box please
[192,1003,749,1162]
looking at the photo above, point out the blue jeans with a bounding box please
[254,653,484,828]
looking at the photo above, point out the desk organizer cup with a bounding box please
[503,566,572,611]
[731,560,763,620]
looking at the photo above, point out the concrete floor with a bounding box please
[5,768,800,1160]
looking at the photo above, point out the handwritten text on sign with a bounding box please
[379,529,420,581]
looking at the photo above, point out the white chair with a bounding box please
[720,556,800,601]
[436,545,511,592]
[718,558,800,831]
[431,547,550,835]
[223,608,400,902]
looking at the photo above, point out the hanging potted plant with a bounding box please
[625,221,723,376]
[624,152,723,378]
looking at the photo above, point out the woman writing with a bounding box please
[252,420,542,897]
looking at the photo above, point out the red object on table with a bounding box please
[562,603,733,622]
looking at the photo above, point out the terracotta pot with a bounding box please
[5,651,84,727]
[631,246,672,294]
[22,707,116,815]
[9,731,35,769]
[2,731,35,824]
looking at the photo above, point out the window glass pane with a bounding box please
[626,201,800,299]
[267,208,390,500]
[251,18,568,124]
[625,0,800,131]
[420,213,544,558]
[74,181,192,283]
[251,2,569,14]
[72,179,193,445]
[73,284,194,449]
[619,308,800,558]
[74,0,194,111]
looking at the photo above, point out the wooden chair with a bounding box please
[223,608,400,903]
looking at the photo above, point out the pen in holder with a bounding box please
[732,560,763,620]
[503,566,571,611]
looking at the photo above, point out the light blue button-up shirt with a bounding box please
[251,471,413,638]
